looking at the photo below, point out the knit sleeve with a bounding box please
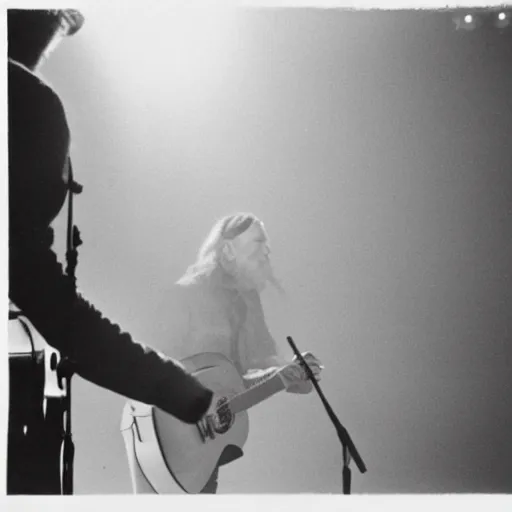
[9,241,213,424]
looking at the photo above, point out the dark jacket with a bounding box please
[8,59,213,424]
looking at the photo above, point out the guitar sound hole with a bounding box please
[213,397,233,434]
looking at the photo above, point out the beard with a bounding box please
[231,257,285,296]
[257,260,286,296]
[268,274,285,296]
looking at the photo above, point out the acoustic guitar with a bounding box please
[7,302,69,494]
[8,302,67,411]
[128,352,299,494]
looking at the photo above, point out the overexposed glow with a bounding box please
[158,9,237,94]
[79,6,237,105]
[464,14,473,23]
[498,12,507,21]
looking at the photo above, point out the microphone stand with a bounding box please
[59,160,83,495]
[286,336,367,494]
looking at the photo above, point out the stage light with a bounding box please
[495,11,510,29]
[453,12,478,31]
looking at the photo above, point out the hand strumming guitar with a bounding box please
[278,351,324,394]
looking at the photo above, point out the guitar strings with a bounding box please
[213,367,281,413]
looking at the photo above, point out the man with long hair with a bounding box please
[122,213,323,493]
[7,9,213,494]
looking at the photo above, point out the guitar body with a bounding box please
[128,352,286,493]
[152,353,249,493]
[7,301,68,495]
[8,309,65,403]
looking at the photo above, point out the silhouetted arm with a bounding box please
[9,240,213,423]
[8,60,212,423]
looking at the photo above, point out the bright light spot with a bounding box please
[79,6,237,105]
[498,12,507,21]
[464,14,473,24]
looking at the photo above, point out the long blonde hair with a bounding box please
[183,212,257,278]
[181,212,284,294]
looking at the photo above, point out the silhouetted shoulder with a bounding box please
[8,58,71,233]
[8,59,67,122]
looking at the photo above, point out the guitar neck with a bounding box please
[227,371,286,415]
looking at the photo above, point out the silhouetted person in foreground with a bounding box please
[7,9,213,494]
